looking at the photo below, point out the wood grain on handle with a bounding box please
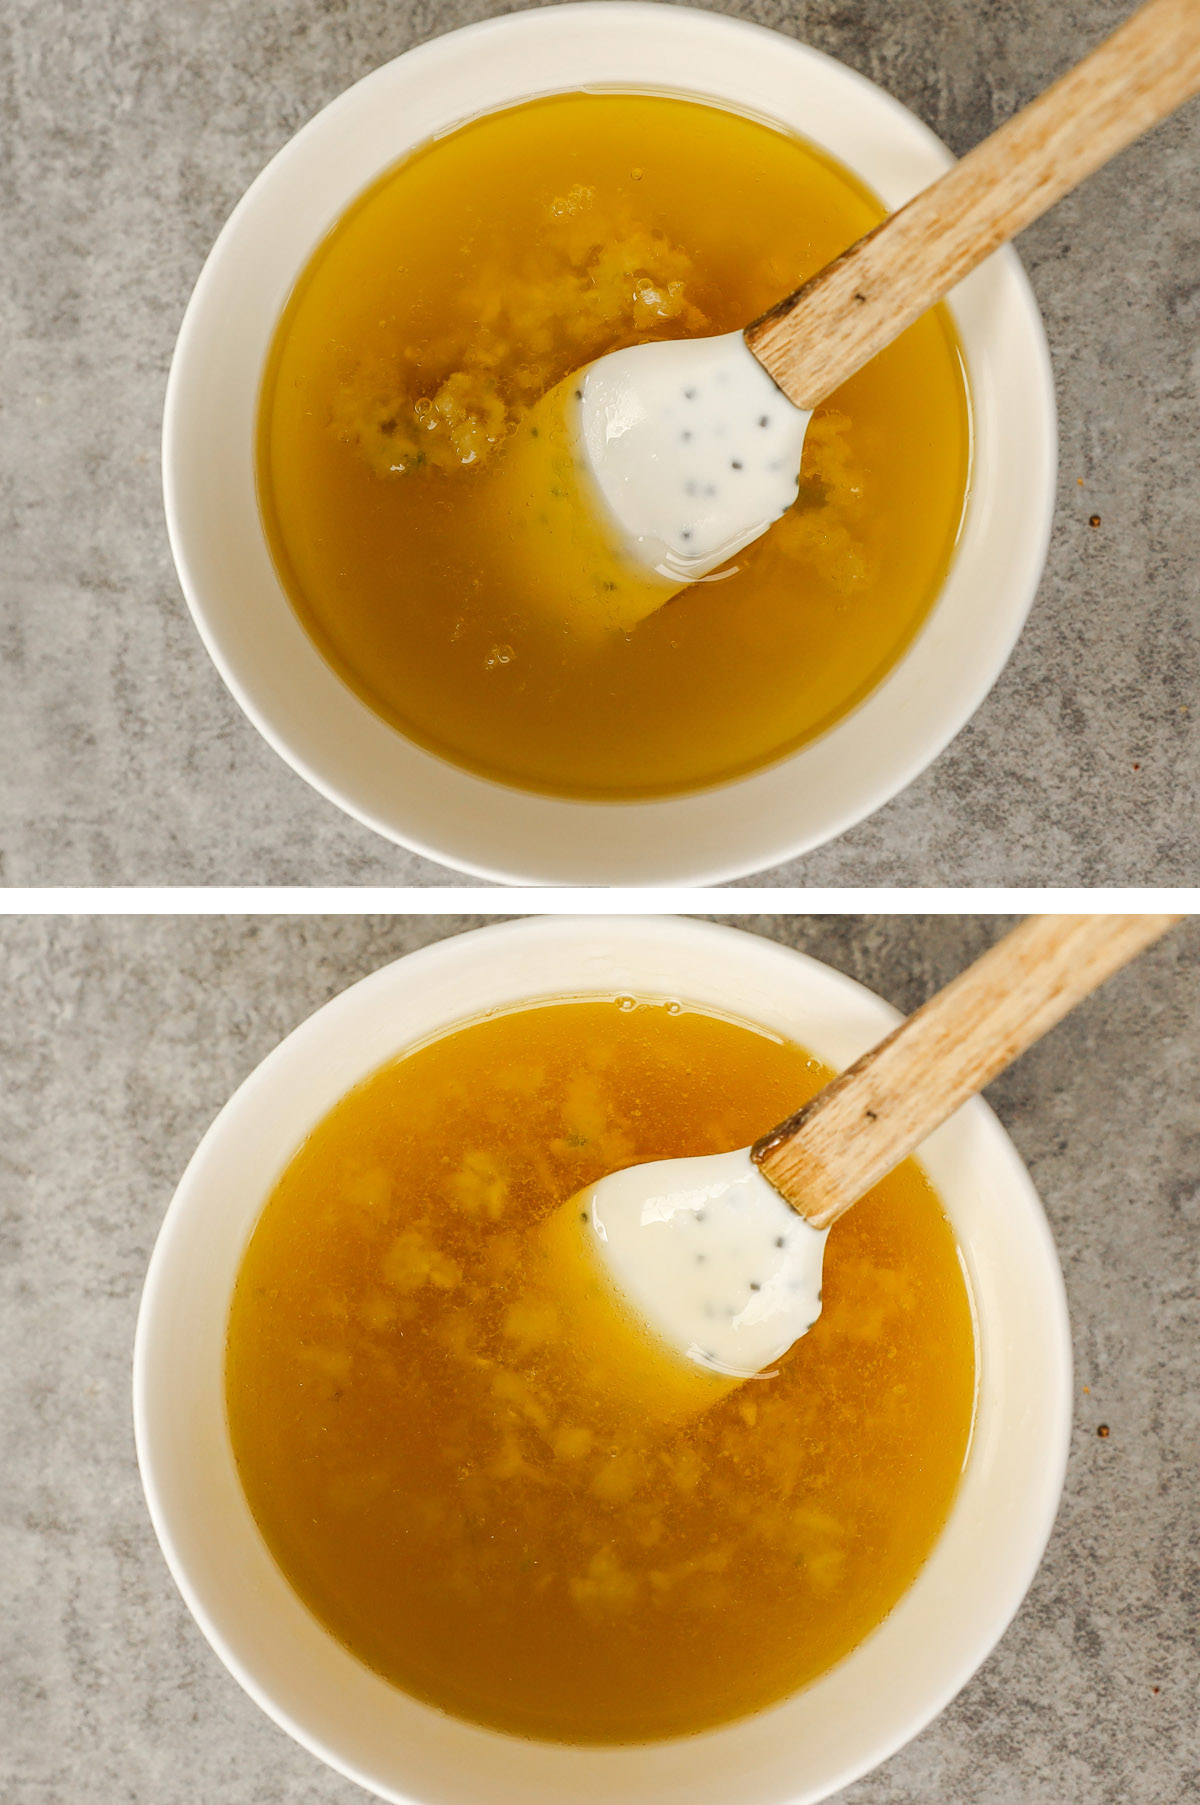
[752,915,1183,1229]
[745,0,1200,409]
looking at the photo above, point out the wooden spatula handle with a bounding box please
[752,914,1183,1228]
[745,0,1200,410]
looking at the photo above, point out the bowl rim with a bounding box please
[161,1,1058,885]
[133,916,1073,1805]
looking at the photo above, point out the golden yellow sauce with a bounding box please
[258,92,971,797]
[226,998,977,1743]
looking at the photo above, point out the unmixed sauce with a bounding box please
[258,93,971,797]
[226,999,977,1744]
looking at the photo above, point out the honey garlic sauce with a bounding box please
[226,997,976,1743]
[257,91,972,797]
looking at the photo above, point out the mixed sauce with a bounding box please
[226,997,977,1743]
[258,91,971,797]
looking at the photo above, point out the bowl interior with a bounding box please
[163,2,1056,883]
[135,918,1072,1805]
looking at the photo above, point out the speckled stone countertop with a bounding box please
[1,0,1197,886]
[2,912,1197,1802]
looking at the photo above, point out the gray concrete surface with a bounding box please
[1,0,1197,887]
[1,912,1197,1803]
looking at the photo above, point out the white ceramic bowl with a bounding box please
[163,3,1056,886]
[134,916,1072,1805]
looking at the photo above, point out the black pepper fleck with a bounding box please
[758,415,770,427]
[775,1236,785,1248]
[682,430,693,442]
[683,387,698,399]
[749,1282,761,1292]
[731,459,743,470]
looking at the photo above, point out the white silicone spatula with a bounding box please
[562,915,1182,1387]
[510,0,1200,633]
